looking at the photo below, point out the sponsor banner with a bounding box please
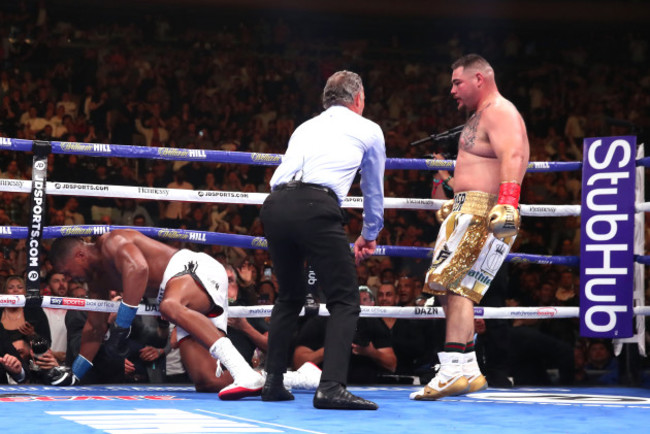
[137,186,169,196]
[507,308,560,318]
[58,226,110,236]
[157,147,207,159]
[84,299,119,310]
[26,142,50,295]
[48,297,86,307]
[412,306,442,317]
[403,198,437,209]
[250,237,268,248]
[526,205,557,214]
[342,197,363,209]
[196,190,250,199]
[229,306,274,318]
[580,136,636,338]
[0,295,22,307]
[250,153,282,164]
[0,178,28,192]
[157,229,189,241]
[52,182,109,192]
[425,159,454,169]
[528,161,550,169]
[58,142,112,154]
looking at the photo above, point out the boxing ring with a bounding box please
[1,136,649,433]
[1,384,650,433]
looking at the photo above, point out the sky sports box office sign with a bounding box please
[580,136,636,338]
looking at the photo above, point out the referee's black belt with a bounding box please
[273,181,338,201]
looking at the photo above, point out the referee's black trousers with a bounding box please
[260,185,360,385]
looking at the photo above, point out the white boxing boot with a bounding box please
[210,338,265,400]
[410,352,469,400]
[462,352,487,393]
[282,362,322,390]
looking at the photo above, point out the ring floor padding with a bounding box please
[1,385,649,433]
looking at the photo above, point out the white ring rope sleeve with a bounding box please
[4,295,649,319]
[0,180,584,216]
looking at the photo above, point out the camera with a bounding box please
[30,335,50,361]
[29,335,77,386]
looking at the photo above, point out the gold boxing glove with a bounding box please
[435,199,454,224]
[488,181,522,238]
[488,204,520,238]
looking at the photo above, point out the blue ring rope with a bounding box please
[5,138,582,172]
[0,224,580,266]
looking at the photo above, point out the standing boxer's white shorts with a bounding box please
[424,191,516,303]
[158,249,229,341]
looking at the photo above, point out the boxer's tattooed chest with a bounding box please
[460,103,491,151]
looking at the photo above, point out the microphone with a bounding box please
[410,124,465,147]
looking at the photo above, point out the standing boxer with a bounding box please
[411,54,530,400]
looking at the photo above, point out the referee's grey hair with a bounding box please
[322,70,364,109]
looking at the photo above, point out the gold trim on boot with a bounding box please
[412,376,470,401]
[466,374,488,393]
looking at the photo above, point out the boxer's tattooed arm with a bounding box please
[460,103,490,151]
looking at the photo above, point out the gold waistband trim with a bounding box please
[452,191,497,216]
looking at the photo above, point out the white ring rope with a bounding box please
[3,295,650,320]
[1,178,584,216]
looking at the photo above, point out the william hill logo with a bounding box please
[425,159,453,168]
[0,137,11,146]
[157,148,207,159]
[251,153,281,163]
[60,227,94,236]
[60,142,93,152]
[251,237,268,248]
[157,229,188,240]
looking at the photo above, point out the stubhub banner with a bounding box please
[580,136,636,338]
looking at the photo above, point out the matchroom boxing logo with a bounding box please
[580,136,636,338]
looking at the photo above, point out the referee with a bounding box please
[260,70,385,410]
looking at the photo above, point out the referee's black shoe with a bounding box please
[313,382,378,410]
[261,373,295,401]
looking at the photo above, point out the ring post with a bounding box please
[25,140,52,299]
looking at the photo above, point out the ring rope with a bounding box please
[0,178,583,216]
[4,138,582,172]
[2,295,650,320]
[0,224,580,265]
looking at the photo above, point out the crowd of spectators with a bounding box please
[1,0,649,387]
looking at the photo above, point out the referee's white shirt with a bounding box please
[270,105,386,241]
